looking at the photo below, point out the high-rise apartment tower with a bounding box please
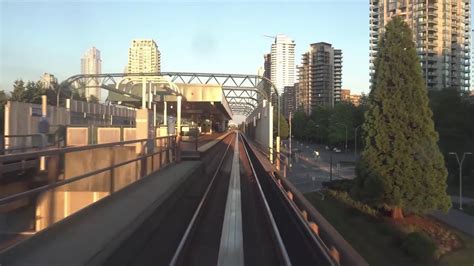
[298,42,343,114]
[81,47,102,101]
[270,35,296,95]
[127,39,161,74]
[369,0,471,91]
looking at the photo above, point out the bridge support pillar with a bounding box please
[177,95,182,136]
[269,104,273,163]
[136,109,153,155]
[163,101,167,126]
[40,95,48,171]
[142,78,146,109]
[153,103,157,127]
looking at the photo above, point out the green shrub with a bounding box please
[400,232,437,262]
[326,189,379,217]
[322,179,354,192]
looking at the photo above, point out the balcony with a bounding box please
[428,3,438,10]
[428,34,438,40]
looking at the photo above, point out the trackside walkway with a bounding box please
[198,132,232,153]
[0,161,203,266]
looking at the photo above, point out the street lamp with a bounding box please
[354,125,362,157]
[335,123,348,153]
[289,111,292,168]
[448,152,473,210]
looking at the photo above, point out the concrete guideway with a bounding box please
[0,132,367,266]
[217,132,244,266]
[0,161,204,266]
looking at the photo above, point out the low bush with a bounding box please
[322,179,354,192]
[400,231,437,262]
[326,189,379,217]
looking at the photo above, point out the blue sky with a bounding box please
[0,0,370,94]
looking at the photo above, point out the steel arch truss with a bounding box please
[63,72,278,117]
[161,72,277,116]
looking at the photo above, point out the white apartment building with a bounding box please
[40,73,57,88]
[271,35,296,95]
[369,0,471,91]
[81,47,102,101]
[127,39,161,74]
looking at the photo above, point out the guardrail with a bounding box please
[1,134,59,155]
[0,135,177,205]
[242,134,368,266]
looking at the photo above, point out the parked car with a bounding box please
[333,147,341,153]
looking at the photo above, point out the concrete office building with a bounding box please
[127,39,161,74]
[81,47,102,101]
[369,0,471,91]
[298,42,343,114]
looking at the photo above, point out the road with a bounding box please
[282,139,358,194]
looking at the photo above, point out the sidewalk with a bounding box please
[450,195,474,205]
[431,209,474,237]
[429,196,474,237]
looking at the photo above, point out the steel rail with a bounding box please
[239,134,292,266]
[240,134,338,265]
[169,132,235,266]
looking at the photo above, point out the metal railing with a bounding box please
[0,136,178,206]
[1,134,59,155]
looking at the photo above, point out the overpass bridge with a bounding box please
[0,73,367,265]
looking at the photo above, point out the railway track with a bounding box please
[106,131,338,265]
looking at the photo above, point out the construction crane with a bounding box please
[262,34,276,39]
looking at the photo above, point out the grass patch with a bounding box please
[438,227,474,266]
[305,192,474,266]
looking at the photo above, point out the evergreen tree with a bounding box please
[273,111,289,139]
[304,120,319,142]
[292,110,307,140]
[356,17,450,218]
[10,80,27,102]
[24,81,45,104]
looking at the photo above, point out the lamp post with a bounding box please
[335,123,348,153]
[354,125,362,157]
[289,111,292,168]
[448,152,472,210]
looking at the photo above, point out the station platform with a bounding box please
[181,132,231,160]
[0,161,204,266]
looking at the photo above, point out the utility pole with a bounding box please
[289,111,292,167]
[329,150,333,182]
[354,125,362,157]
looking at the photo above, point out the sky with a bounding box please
[0,0,370,95]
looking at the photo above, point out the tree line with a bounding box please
[291,99,368,150]
[292,18,474,218]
